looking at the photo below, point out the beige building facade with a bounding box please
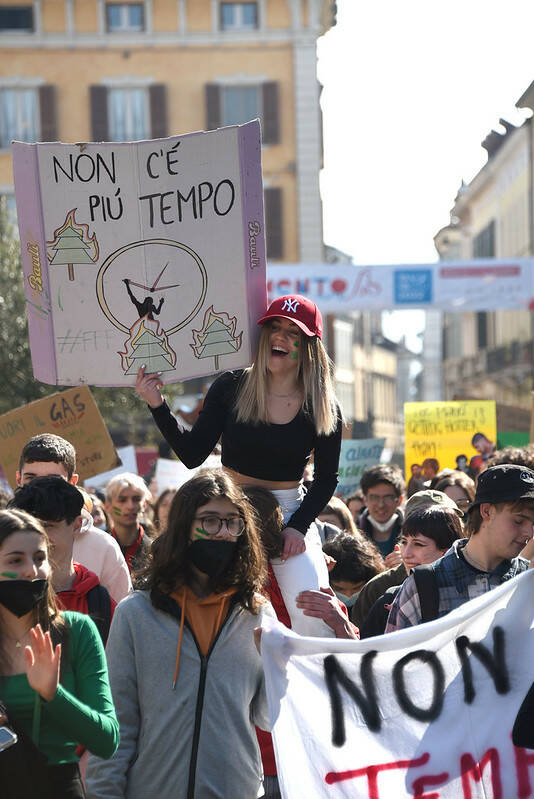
[0,0,335,263]
[435,88,534,409]
[329,311,404,458]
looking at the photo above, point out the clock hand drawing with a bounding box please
[126,263,181,292]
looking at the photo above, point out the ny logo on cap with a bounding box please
[282,298,300,313]
[520,471,534,483]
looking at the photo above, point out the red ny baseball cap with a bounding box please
[257,295,323,339]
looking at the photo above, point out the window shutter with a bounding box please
[39,85,57,142]
[90,85,109,141]
[264,187,283,260]
[150,84,168,138]
[205,84,221,131]
[262,82,279,145]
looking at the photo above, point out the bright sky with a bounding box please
[317,0,534,348]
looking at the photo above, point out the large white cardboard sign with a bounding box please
[261,569,534,799]
[13,121,266,386]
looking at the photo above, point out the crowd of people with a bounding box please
[1,294,533,797]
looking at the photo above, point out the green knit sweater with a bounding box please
[2,611,119,764]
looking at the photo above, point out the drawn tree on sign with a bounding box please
[191,306,242,370]
[120,317,176,375]
[47,209,99,281]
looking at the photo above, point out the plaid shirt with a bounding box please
[385,538,529,633]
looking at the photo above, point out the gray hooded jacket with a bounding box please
[86,589,274,799]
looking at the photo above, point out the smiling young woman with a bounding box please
[0,509,118,799]
[136,294,343,561]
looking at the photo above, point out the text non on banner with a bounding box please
[261,570,534,799]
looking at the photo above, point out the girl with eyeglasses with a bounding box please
[86,469,274,799]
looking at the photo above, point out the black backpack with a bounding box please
[413,564,439,623]
[359,564,439,638]
[86,583,112,645]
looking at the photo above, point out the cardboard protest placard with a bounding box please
[336,438,385,497]
[83,445,138,491]
[12,121,266,386]
[0,386,120,488]
[404,400,497,477]
[154,453,222,495]
[261,570,534,799]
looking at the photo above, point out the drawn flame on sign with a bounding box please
[191,306,242,370]
[47,208,99,262]
[119,316,177,374]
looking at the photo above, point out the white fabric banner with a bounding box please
[261,569,534,799]
[267,259,534,312]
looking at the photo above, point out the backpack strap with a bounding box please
[86,584,112,645]
[413,564,439,623]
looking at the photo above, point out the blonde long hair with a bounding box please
[235,324,339,436]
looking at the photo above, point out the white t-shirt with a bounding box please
[73,520,132,603]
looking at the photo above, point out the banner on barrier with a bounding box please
[267,260,534,312]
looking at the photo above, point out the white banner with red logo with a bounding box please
[267,259,534,311]
[261,568,534,799]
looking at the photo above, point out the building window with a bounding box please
[106,3,144,32]
[220,3,258,30]
[473,220,495,258]
[264,187,283,260]
[206,81,279,144]
[0,88,38,147]
[333,319,353,370]
[336,381,355,421]
[0,6,33,31]
[220,86,260,127]
[108,88,148,141]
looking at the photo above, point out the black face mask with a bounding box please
[0,579,48,617]
[188,539,238,579]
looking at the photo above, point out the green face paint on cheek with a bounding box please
[290,350,298,360]
[193,527,209,540]
[1,572,18,578]
[112,506,122,516]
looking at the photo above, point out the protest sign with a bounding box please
[336,438,385,497]
[267,259,534,311]
[83,445,137,491]
[154,453,222,495]
[261,569,534,799]
[404,400,497,477]
[13,121,266,387]
[0,386,119,488]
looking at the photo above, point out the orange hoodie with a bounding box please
[170,586,238,688]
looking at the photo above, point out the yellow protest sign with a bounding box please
[0,386,120,489]
[404,401,497,478]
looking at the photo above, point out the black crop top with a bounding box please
[149,370,343,534]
